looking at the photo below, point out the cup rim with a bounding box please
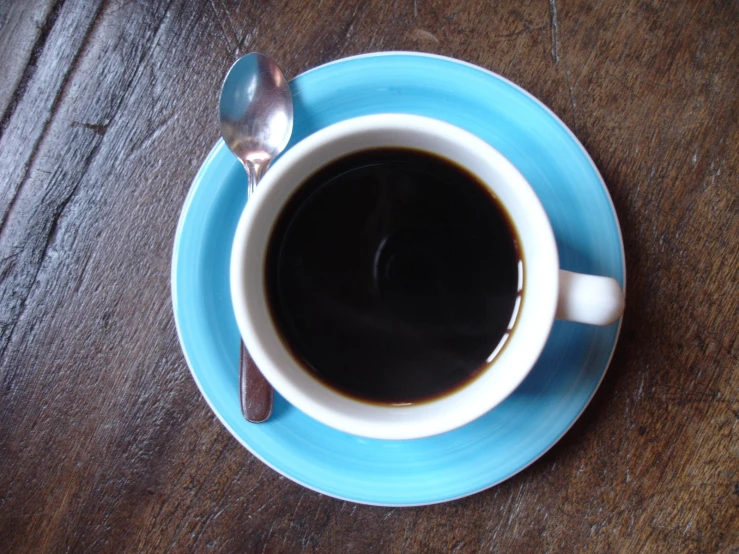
[231,114,559,439]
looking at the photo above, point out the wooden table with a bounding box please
[1,1,736,552]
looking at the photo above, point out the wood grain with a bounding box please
[0,0,736,552]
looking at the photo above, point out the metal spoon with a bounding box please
[219,53,293,422]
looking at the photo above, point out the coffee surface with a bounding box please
[265,148,521,404]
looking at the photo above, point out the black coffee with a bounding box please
[265,148,521,405]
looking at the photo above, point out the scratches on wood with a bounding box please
[407,28,439,43]
[123,112,178,163]
[218,0,242,49]
[0,0,105,234]
[0,0,63,136]
[548,0,560,63]
[0,1,108,370]
[496,24,548,39]
[0,131,100,372]
[564,66,578,133]
[207,0,237,55]
[546,0,578,131]
[208,0,255,56]
[71,121,108,136]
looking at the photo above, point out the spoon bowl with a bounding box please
[220,53,294,192]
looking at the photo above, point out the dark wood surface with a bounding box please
[1,0,737,552]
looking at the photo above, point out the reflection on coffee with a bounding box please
[265,148,522,404]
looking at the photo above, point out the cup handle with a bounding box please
[556,270,625,325]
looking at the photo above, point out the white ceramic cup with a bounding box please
[231,114,624,440]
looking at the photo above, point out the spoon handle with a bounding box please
[240,341,273,422]
[238,158,275,423]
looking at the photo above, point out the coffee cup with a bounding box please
[230,114,624,440]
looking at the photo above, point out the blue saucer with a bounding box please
[172,52,625,506]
